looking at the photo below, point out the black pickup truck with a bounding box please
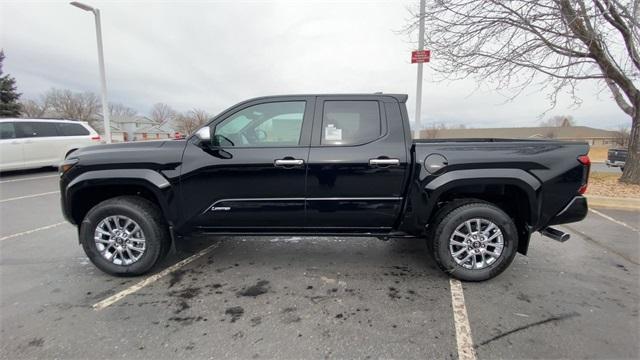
[60,94,590,281]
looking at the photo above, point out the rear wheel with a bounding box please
[429,200,518,281]
[80,196,169,276]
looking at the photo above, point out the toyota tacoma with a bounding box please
[60,94,590,281]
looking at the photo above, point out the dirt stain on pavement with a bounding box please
[517,292,532,303]
[388,287,401,300]
[477,312,580,347]
[168,269,187,288]
[226,306,245,322]
[281,307,301,324]
[237,280,270,297]
[168,316,206,326]
[169,287,201,299]
[27,338,44,347]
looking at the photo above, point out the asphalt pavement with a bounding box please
[0,168,638,359]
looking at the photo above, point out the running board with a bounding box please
[540,227,570,242]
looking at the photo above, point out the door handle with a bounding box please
[274,159,304,167]
[369,158,400,167]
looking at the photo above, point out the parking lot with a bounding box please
[0,169,638,359]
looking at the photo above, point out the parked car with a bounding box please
[606,148,627,172]
[0,118,101,172]
[59,94,590,281]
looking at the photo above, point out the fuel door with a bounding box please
[424,153,449,175]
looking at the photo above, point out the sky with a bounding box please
[0,0,632,130]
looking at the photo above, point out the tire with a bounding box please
[80,196,169,276]
[428,200,518,282]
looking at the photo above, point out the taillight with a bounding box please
[91,135,101,141]
[577,155,590,194]
[578,155,590,166]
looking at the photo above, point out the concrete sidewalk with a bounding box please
[588,195,640,210]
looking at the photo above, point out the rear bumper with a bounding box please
[547,196,588,226]
[606,160,625,167]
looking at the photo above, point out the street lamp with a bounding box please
[70,1,111,143]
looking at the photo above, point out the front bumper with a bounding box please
[59,175,76,225]
[547,196,588,226]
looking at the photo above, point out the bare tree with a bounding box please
[423,122,448,138]
[175,108,209,135]
[540,115,576,127]
[149,103,177,126]
[615,124,631,146]
[37,88,101,131]
[406,0,640,184]
[20,97,50,118]
[109,102,137,120]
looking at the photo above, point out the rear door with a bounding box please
[0,122,25,171]
[305,96,409,230]
[179,96,315,231]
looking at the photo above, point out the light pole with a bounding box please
[70,1,111,143]
[414,0,426,139]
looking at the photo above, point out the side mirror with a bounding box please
[195,127,211,142]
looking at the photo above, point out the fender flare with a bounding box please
[67,169,171,190]
[65,169,174,225]
[423,169,541,225]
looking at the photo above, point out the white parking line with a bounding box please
[93,242,221,311]
[0,174,58,184]
[450,278,477,360]
[589,209,639,232]
[0,222,67,242]
[0,191,60,203]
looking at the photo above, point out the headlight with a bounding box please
[59,158,79,175]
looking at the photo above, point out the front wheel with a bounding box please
[80,196,169,276]
[429,200,518,281]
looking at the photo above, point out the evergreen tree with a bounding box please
[0,50,22,117]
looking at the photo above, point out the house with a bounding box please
[109,115,174,142]
[419,126,620,146]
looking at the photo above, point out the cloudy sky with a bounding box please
[0,0,631,130]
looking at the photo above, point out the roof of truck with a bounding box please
[242,93,408,103]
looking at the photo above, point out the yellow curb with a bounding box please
[587,195,640,211]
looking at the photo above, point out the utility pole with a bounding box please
[414,0,426,139]
[71,1,111,143]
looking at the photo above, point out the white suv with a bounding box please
[0,118,101,172]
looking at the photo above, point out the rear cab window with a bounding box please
[320,101,382,146]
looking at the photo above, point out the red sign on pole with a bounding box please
[411,50,431,63]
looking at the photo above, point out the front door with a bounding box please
[179,97,314,231]
[305,96,409,231]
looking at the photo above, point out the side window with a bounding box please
[16,122,59,137]
[56,123,90,136]
[321,101,381,145]
[213,101,305,147]
[0,122,16,139]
